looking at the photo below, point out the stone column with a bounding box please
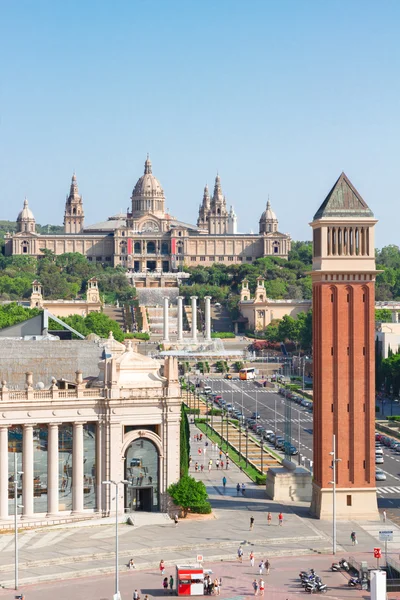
[22,424,34,518]
[96,422,102,513]
[47,423,59,516]
[0,426,8,520]
[177,296,184,342]
[191,296,198,341]
[204,296,212,342]
[72,422,84,514]
[163,297,169,342]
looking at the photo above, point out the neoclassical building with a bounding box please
[0,335,181,527]
[5,157,291,269]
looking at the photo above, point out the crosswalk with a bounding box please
[377,486,400,495]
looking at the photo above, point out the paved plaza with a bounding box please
[0,424,396,598]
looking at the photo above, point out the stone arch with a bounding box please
[121,429,163,459]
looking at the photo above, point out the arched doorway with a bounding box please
[125,438,159,512]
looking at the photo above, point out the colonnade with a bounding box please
[162,296,212,343]
[0,422,99,520]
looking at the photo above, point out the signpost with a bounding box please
[374,547,382,569]
[196,555,203,563]
[379,530,393,566]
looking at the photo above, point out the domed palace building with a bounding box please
[6,157,291,268]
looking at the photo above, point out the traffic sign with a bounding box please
[197,554,204,563]
[379,530,393,541]
[374,547,382,559]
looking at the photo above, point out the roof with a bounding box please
[84,217,127,231]
[313,172,374,220]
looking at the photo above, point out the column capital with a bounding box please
[48,422,62,428]
[177,295,184,300]
[204,296,212,301]
[190,296,198,301]
[73,421,86,427]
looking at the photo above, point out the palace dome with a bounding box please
[17,198,35,222]
[259,200,277,223]
[132,156,165,200]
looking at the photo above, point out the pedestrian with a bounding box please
[160,559,165,575]
[208,459,212,471]
[198,448,202,456]
[174,514,179,526]
[250,515,255,531]
[265,559,270,575]
[258,560,264,575]
[383,510,387,522]
[278,512,283,526]
[204,447,207,456]
[351,531,357,545]
[237,545,243,562]
[267,512,272,526]
[259,579,265,596]
[236,483,240,496]
[220,460,224,469]
[207,576,213,595]
[219,450,223,459]
[252,579,259,596]
[189,456,192,468]
[214,578,220,595]
[216,459,220,469]
[144,596,149,600]
[133,589,140,600]
[222,476,227,489]
[201,464,204,472]
[163,577,168,594]
[241,483,246,495]
[211,443,214,451]
[129,558,136,569]
[169,575,174,594]
[226,458,230,469]
[200,434,203,441]
[250,550,255,567]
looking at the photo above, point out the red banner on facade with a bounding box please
[171,238,176,254]
[127,238,132,254]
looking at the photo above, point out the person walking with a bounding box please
[169,575,174,594]
[241,483,246,496]
[220,460,224,469]
[250,515,255,531]
[160,559,165,575]
[216,459,220,469]
[208,459,212,472]
[250,551,255,567]
[383,510,387,522]
[174,514,179,526]
[222,476,227,489]
[259,579,265,596]
[214,578,220,595]
[258,560,264,575]
[237,545,243,562]
[163,577,168,594]
[278,512,283,526]
[252,579,259,596]
[265,559,270,575]
[133,590,140,600]
[267,512,272,526]
[351,531,357,545]
[226,458,230,469]
[236,483,240,496]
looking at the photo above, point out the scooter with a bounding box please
[348,577,360,588]
[339,559,350,571]
[306,581,327,594]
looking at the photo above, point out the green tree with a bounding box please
[167,475,209,517]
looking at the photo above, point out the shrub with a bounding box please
[168,475,209,517]
[234,361,244,372]
[124,332,150,340]
[211,332,235,339]
[255,474,267,485]
[189,502,212,514]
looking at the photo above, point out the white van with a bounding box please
[203,386,212,395]
[375,455,384,464]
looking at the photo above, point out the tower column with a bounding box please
[163,297,169,342]
[191,296,198,342]
[72,422,84,514]
[177,296,184,342]
[204,296,212,342]
[22,424,34,518]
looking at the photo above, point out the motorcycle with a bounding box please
[339,559,350,571]
[348,577,360,588]
[306,581,327,594]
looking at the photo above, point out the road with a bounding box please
[194,376,400,517]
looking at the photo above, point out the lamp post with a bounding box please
[328,434,341,555]
[14,454,23,591]
[297,408,301,466]
[274,394,277,449]
[102,479,129,599]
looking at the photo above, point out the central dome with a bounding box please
[131,156,165,217]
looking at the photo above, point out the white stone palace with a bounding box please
[0,335,181,528]
[5,156,291,268]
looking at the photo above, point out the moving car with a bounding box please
[225,373,232,380]
[375,468,387,481]
[252,412,261,420]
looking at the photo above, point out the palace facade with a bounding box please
[5,157,291,269]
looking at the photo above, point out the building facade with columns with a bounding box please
[30,277,102,318]
[0,336,181,528]
[5,157,291,268]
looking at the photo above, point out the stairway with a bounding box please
[103,306,125,330]
[210,303,233,333]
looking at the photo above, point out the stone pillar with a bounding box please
[163,297,169,342]
[47,423,59,516]
[204,296,212,342]
[177,296,184,342]
[72,422,84,513]
[0,426,8,520]
[96,422,102,513]
[191,296,198,341]
[22,424,34,518]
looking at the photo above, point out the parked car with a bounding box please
[252,412,261,420]
[263,430,274,441]
[225,373,232,380]
[375,468,387,481]
[288,445,298,455]
[375,455,384,464]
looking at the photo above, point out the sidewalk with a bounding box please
[0,422,396,589]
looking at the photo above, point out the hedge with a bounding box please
[211,332,235,339]
[188,502,212,514]
[180,404,190,477]
[124,332,150,340]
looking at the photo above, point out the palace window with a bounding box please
[200,256,206,261]
[219,256,224,261]
[134,242,141,254]
[228,256,234,261]
[191,256,196,261]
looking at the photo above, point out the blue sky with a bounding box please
[0,0,399,247]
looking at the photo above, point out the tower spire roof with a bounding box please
[313,172,374,220]
[144,154,152,175]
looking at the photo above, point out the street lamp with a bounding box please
[328,434,341,555]
[14,453,23,591]
[102,479,129,599]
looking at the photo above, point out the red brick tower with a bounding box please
[310,173,379,519]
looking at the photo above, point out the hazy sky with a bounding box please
[1,0,399,248]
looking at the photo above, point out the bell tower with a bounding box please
[310,172,379,519]
[64,173,84,234]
